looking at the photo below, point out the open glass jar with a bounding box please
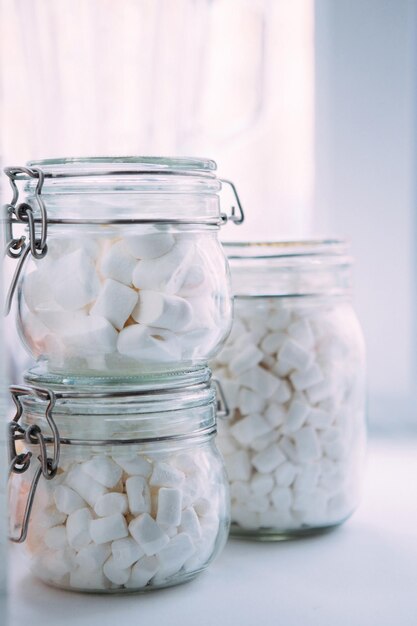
[4,157,244,377]
[212,242,366,539]
[8,368,230,592]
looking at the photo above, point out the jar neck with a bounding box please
[225,240,353,298]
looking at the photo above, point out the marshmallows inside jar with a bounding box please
[15,444,228,592]
[18,228,232,374]
[212,297,366,535]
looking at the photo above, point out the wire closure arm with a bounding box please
[8,385,60,543]
[3,167,48,316]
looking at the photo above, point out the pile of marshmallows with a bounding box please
[213,301,365,531]
[22,231,226,370]
[27,449,223,590]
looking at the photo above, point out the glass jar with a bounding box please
[212,241,366,539]
[8,369,230,592]
[4,157,244,377]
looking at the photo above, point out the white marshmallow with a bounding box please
[23,270,58,313]
[308,408,333,428]
[132,290,193,332]
[250,473,274,496]
[82,457,123,488]
[275,462,298,487]
[272,359,294,377]
[100,240,137,285]
[126,556,159,588]
[47,313,118,357]
[94,493,128,517]
[90,279,137,330]
[293,464,320,491]
[178,264,206,296]
[238,388,266,415]
[252,444,286,474]
[126,476,151,516]
[260,331,287,355]
[238,365,280,399]
[264,403,286,429]
[226,450,252,482]
[51,248,100,310]
[38,548,75,580]
[179,508,202,541]
[125,232,175,259]
[54,485,86,515]
[132,240,194,293]
[150,463,185,488]
[129,513,170,556]
[65,464,107,507]
[293,427,321,461]
[229,344,263,376]
[44,525,67,550]
[103,556,131,585]
[282,397,310,433]
[247,494,269,513]
[290,363,324,392]
[70,567,108,590]
[75,543,111,570]
[66,507,92,549]
[112,537,145,569]
[117,325,181,362]
[219,379,240,410]
[90,513,128,544]
[230,481,251,502]
[270,486,292,511]
[156,488,183,527]
[306,380,335,404]
[230,414,271,446]
[267,308,291,330]
[278,338,314,371]
[274,380,292,403]
[287,319,315,349]
[154,533,195,581]
[112,454,152,477]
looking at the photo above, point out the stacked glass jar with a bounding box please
[5,157,243,591]
[212,242,366,539]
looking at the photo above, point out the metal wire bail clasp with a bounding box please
[212,378,230,419]
[3,166,48,315]
[219,179,245,225]
[8,385,60,543]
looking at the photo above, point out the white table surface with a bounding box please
[8,439,417,626]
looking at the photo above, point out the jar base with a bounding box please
[35,568,204,595]
[229,520,346,542]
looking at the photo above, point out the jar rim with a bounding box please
[224,239,349,259]
[26,156,217,177]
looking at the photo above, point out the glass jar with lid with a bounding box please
[212,241,366,539]
[4,157,243,377]
[8,367,230,592]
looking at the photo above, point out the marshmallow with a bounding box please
[250,473,274,496]
[226,450,252,482]
[82,457,123,488]
[70,567,108,590]
[179,508,202,541]
[126,476,151,516]
[117,325,181,362]
[238,365,280,399]
[156,488,183,527]
[66,507,93,549]
[75,543,111,570]
[230,414,271,446]
[287,319,315,349]
[90,279,138,330]
[65,464,107,507]
[282,397,310,433]
[51,248,100,310]
[275,462,298,487]
[293,427,321,462]
[45,313,118,357]
[54,485,86,515]
[44,525,68,550]
[94,493,128,517]
[111,537,145,569]
[290,363,324,392]
[129,513,170,556]
[23,270,58,313]
[132,290,193,332]
[238,388,266,415]
[252,444,286,474]
[125,232,175,259]
[260,331,287,355]
[90,513,128,544]
[100,240,137,284]
[154,533,195,581]
[126,556,159,588]
[150,463,185,488]
[132,241,194,293]
[278,338,313,371]
[267,308,291,330]
[229,344,263,376]
[112,454,152,477]
[103,556,131,585]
